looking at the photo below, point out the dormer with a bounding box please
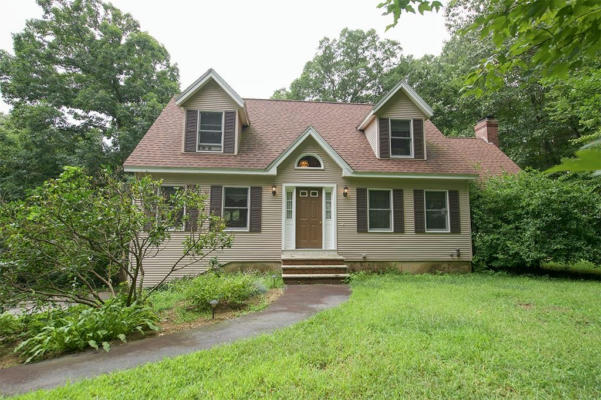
[176,69,249,155]
[358,81,433,160]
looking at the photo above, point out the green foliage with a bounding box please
[184,273,260,312]
[0,0,179,199]
[19,274,601,399]
[471,171,601,269]
[0,313,24,345]
[14,299,158,363]
[271,29,402,103]
[542,260,601,276]
[0,167,232,308]
[378,0,443,29]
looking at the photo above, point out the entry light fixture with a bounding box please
[272,185,277,196]
[343,186,349,197]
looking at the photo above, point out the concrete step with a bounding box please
[282,271,349,284]
[282,265,348,274]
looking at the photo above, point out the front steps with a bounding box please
[281,251,349,284]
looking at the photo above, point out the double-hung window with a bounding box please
[161,185,184,231]
[390,119,413,157]
[425,190,449,232]
[223,187,249,230]
[197,111,223,152]
[368,189,392,231]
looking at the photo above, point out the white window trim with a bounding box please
[424,190,451,233]
[294,153,325,170]
[389,119,414,158]
[196,111,224,153]
[367,188,393,232]
[222,186,250,232]
[159,184,186,231]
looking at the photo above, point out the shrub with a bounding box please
[185,273,259,311]
[15,299,158,363]
[0,313,24,345]
[471,171,601,269]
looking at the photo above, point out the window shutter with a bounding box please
[356,187,367,233]
[449,190,461,233]
[378,118,390,158]
[184,110,198,152]
[185,185,199,232]
[210,185,222,216]
[393,189,404,233]
[249,186,262,232]
[414,189,425,233]
[413,119,424,159]
[223,111,236,154]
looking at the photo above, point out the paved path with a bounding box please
[0,284,350,396]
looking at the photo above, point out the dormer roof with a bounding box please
[357,81,434,130]
[176,68,249,125]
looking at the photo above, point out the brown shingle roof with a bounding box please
[124,98,520,177]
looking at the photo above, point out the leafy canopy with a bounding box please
[0,0,179,174]
[272,29,402,103]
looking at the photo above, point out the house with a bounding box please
[124,69,520,285]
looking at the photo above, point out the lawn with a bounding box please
[12,273,601,399]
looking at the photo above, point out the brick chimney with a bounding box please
[474,116,499,146]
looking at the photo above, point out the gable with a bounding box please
[378,91,426,119]
[180,80,238,111]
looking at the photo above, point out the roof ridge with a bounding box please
[243,98,373,106]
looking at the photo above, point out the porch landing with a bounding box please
[281,250,349,284]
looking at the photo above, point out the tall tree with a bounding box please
[0,0,179,175]
[272,29,402,103]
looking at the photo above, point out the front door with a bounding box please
[296,187,322,248]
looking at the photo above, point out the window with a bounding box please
[425,190,449,232]
[286,191,293,219]
[296,154,323,169]
[390,119,413,157]
[161,186,184,231]
[368,189,392,231]
[325,191,332,219]
[223,187,249,230]
[197,111,223,152]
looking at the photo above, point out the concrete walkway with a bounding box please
[0,284,351,396]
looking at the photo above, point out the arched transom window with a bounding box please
[296,154,323,169]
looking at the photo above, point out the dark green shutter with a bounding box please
[413,119,424,159]
[210,185,222,216]
[378,118,390,158]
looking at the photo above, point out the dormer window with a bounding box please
[197,111,223,152]
[390,119,413,157]
[295,154,323,169]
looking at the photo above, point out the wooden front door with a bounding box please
[296,187,322,248]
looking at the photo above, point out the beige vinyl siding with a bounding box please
[364,118,379,157]
[379,91,426,119]
[181,80,238,111]
[137,136,472,286]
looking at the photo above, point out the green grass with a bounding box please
[13,273,601,399]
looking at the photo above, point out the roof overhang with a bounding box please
[175,68,249,125]
[357,81,434,130]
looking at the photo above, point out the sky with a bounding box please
[0,0,449,113]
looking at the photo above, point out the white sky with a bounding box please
[0,0,448,113]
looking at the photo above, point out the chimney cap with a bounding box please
[477,115,496,123]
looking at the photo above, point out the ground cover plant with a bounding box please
[16,273,601,399]
[0,272,283,367]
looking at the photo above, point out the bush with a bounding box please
[15,299,158,363]
[471,171,601,270]
[185,273,260,311]
[0,313,24,345]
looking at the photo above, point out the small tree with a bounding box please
[0,167,232,308]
